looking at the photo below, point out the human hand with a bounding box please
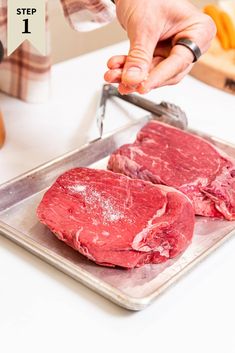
[104,0,216,94]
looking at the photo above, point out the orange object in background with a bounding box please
[204,4,230,49]
[204,3,235,50]
[0,111,6,148]
[220,10,235,48]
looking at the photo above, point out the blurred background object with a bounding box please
[190,0,235,95]
[49,0,125,64]
[0,111,6,148]
[0,40,4,63]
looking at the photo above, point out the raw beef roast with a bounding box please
[37,168,194,268]
[108,121,235,220]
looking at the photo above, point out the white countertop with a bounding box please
[0,41,235,353]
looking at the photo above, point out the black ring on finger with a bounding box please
[175,38,202,63]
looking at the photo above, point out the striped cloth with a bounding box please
[0,0,115,102]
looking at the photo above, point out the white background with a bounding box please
[0,42,235,352]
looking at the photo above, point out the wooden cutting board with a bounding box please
[190,37,235,95]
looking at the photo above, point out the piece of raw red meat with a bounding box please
[37,168,194,268]
[108,121,235,220]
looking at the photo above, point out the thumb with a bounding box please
[122,32,157,86]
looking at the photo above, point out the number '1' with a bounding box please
[22,19,31,34]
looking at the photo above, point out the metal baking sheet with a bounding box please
[1,118,235,311]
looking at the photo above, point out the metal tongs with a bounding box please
[96,84,188,139]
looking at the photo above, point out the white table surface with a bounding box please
[0,41,235,353]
